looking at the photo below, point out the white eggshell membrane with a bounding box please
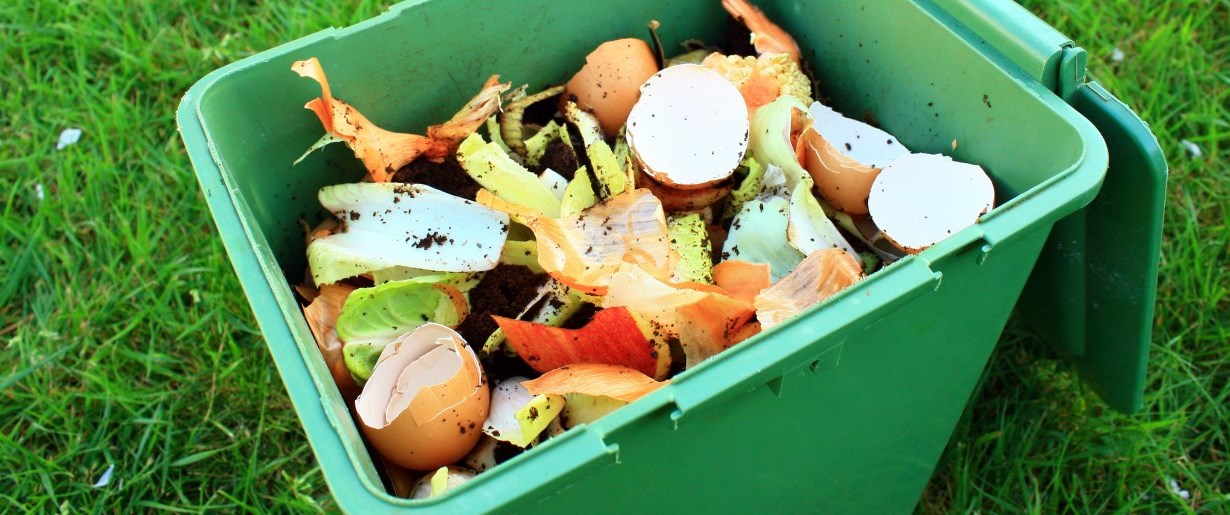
[626,64,749,190]
[803,102,911,215]
[868,154,995,253]
[808,102,908,169]
[355,323,488,470]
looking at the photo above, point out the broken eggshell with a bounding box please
[562,38,660,137]
[626,64,749,190]
[635,170,733,213]
[867,153,995,254]
[410,466,477,499]
[355,324,489,471]
[802,102,910,215]
[481,376,564,448]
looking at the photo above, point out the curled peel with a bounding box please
[522,364,668,403]
[711,260,772,305]
[754,249,862,329]
[292,58,508,182]
[603,262,755,368]
[302,283,361,400]
[479,189,678,295]
[721,0,802,61]
[495,306,671,380]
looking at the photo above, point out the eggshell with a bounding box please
[803,102,910,215]
[867,153,995,254]
[563,38,660,137]
[410,466,476,499]
[481,376,565,447]
[355,324,490,471]
[625,65,750,190]
[635,170,733,213]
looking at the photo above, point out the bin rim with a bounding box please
[175,0,1111,510]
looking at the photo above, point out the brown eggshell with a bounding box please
[801,127,880,215]
[635,169,732,213]
[625,65,749,190]
[562,38,659,137]
[867,153,995,255]
[355,324,490,471]
[803,102,911,215]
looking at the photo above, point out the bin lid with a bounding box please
[936,0,1168,414]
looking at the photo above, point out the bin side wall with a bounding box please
[500,229,1050,515]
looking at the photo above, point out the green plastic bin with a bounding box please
[176,0,1167,512]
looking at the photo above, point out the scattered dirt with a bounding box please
[457,264,550,345]
[390,156,480,200]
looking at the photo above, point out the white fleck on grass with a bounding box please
[1167,477,1191,500]
[1180,139,1203,158]
[35,183,44,201]
[1112,47,1125,62]
[56,128,83,150]
[92,464,114,488]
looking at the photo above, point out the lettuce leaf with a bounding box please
[307,183,509,285]
[668,213,714,284]
[721,195,804,281]
[563,102,626,199]
[336,280,468,344]
[724,155,766,221]
[456,133,562,217]
[560,166,599,217]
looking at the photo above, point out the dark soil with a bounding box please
[522,91,563,128]
[534,138,579,180]
[559,302,598,330]
[457,264,550,345]
[724,15,757,57]
[390,156,480,200]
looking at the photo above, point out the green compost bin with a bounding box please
[176,0,1167,512]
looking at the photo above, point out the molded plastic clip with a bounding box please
[1057,46,1088,103]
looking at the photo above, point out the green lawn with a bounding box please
[1,0,1224,512]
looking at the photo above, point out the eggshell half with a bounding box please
[355,323,489,470]
[626,65,750,190]
[803,102,910,215]
[563,38,660,137]
[867,153,995,254]
[635,170,733,213]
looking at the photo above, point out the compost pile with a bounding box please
[290,0,994,498]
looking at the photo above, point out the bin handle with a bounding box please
[929,0,1076,95]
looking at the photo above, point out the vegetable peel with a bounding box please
[292,58,508,182]
[754,249,862,329]
[495,306,671,380]
[603,262,755,368]
[522,363,668,404]
[479,188,678,295]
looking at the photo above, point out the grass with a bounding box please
[0,0,1224,512]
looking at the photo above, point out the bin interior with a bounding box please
[185,0,1096,509]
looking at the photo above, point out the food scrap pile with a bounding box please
[291,0,995,498]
